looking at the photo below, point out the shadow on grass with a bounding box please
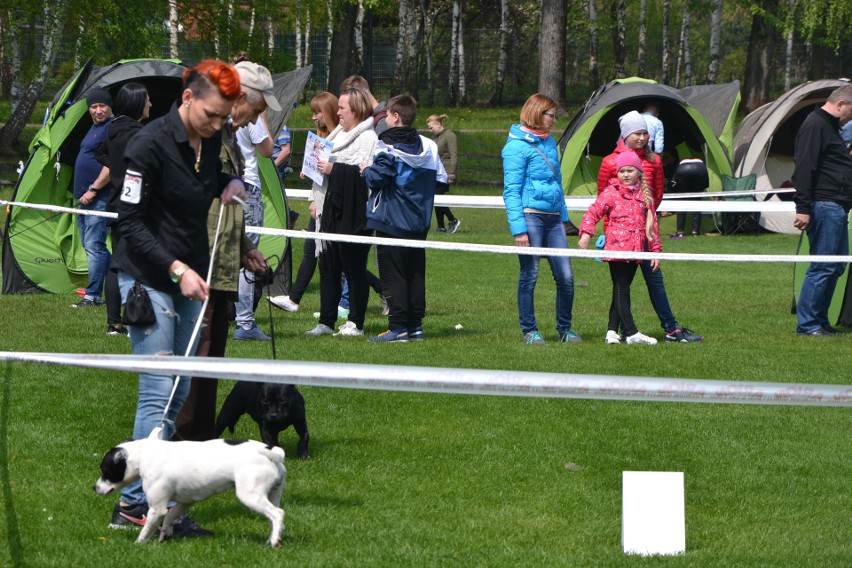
[1,362,24,567]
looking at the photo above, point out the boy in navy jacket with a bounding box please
[362,95,447,342]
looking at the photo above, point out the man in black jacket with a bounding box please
[792,85,852,336]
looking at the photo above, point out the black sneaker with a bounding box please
[71,298,102,308]
[109,502,148,529]
[107,324,129,336]
[665,327,704,343]
[171,514,214,538]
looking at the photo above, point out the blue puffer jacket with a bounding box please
[501,124,567,236]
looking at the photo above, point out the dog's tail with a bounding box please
[259,445,286,464]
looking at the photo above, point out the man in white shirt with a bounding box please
[642,101,664,154]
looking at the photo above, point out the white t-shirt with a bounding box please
[236,120,270,188]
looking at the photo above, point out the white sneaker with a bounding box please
[626,331,657,345]
[268,295,299,312]
[305,323,333,336]
[334,320,364,336]
[605,330,623,344]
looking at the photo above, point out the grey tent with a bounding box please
[732,79,850,234]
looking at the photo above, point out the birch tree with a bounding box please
[675,3,692,87]
[706,0,722,83]
[457,7,467,105]
[0,0,71,149]
[661,0,671,84]
[393,0,417,95]
[637,0,647,78]
[296,7,303,68]
[589,0,599,88]
[447,0,460,105]
[489,0,510,106]
[355,0,365,70]
[783,0,795,90]
[168,0,180,59]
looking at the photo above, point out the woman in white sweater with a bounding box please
[306,87,378,336]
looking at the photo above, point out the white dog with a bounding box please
[94,438,286,546]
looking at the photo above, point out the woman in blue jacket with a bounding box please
[502,93,581,345]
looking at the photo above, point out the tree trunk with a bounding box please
[328,2,358,94]
[169,1,180,59]
[610,0,626,78]
[783,0,795,91]
[457,6,467,105]
[588,0,599,88]
[305,10,312,67]
[393,0,416,96]
[424,5,435,105]
[355,0,365,72]
[661,0,671,84]
[267,16,274,60]
[637,0,647,78]
[489,0,510,106]
[742,0,779,113]
[0,0,70,151]
[447,0,459,105]
[326,0,333,88]
[706,0,722,83]
[675,4,692,87]
[539,0,566,104]
[296,6,303,68]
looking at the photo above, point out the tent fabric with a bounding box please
[557,77,740,224]
[3,59,311,296]
[732,79,850,234]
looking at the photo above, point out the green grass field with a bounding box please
[1,206,850,567]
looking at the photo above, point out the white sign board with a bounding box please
[622,471,685,556]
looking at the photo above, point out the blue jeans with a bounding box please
[517,213,575,335]
[797,201,849,334]
[77,199,110,300]
[639,260,680,333]
[236,183,264,330]
[118,271,204,505]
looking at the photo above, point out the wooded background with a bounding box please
[2,0,851,150]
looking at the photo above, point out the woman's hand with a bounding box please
[577,234,591,249]
[650,259,661,271]
[220,178,247,205]
[178,268,209,302]
[317,159,334,176]
[242,249,268,274]
[514,233,530,247]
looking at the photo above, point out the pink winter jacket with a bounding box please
[597,139,665,209]
[580,178,661,262]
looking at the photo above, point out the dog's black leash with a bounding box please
[246,254,280,360]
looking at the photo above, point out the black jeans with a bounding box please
[290,217,317,304]
[434,182,456,229]
[608,261,640,336]
[376,232,426,331]
[318,240,371,329]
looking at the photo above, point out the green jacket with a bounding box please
[207,198,255,292]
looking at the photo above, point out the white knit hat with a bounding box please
[619,110,648,139]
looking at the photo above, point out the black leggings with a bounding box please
[105,267,121,326]
[318,241,371,329]
[434,182,456,229]
[608,262,639,337]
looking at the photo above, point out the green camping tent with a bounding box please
[2,59,311,296]
[557,77,740,224]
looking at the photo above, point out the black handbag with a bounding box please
[121,280,157,327]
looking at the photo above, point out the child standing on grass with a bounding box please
[362,95,446,342]
[578,150,661,345]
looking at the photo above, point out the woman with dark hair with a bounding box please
[109,60,251,536]
[502,93,581,345]
[95,82,152,336]
[306,87,377,336]
[268,91,340,313]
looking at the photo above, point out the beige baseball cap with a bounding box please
[234,61,282,111]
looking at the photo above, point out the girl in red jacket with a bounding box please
[578,151,661,345]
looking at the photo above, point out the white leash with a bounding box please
[149,199,233,440]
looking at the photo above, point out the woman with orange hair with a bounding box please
[110,60,250,537]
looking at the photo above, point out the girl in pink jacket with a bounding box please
[578,151,661,345]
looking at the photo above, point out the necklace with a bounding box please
[191,140,201,173]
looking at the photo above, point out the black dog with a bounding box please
[215,382,310,459]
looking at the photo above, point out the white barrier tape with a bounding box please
[5,199,846,262]
[0,200,116,218]
[1,352,848,407]
[250,227,852,264]
[282,190,797,213]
